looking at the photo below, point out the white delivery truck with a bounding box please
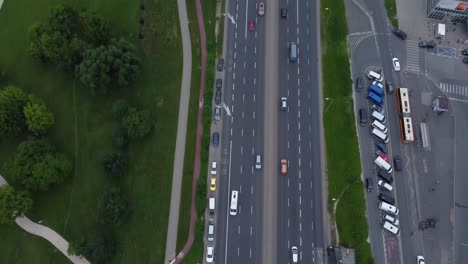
[375,156,392,173]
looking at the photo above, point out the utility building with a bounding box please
[427,0,468,24]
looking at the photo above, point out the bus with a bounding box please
[369,84,384,97]
[396,88,414,143]
[368,92,383,106]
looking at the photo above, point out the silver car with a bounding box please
[214,106,221,121]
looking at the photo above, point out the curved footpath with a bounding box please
[0,175,89,264]
[164,0,193,260]
[168,0,207,262]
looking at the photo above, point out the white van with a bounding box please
[379,201,399,215]
[378,180,393,191]
[207,223,215,241]
[209,197,215,215]
[371,110,386,123]
[383,221,400,235]
[371,128,389,143]
[372,120,387,133]
[384,214,399,225]
[230,190,239,216]
[367,70,383,82]
[375,156,392,172]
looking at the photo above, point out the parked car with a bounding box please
[359,108,368,126]
[210,177,217,191]
[378,180,393,191]
[206,246,214,263]
[392,58,401,71]
[211,161,217,175]
[462,49,468,56]
[380,153,389,162]
[216,78,222,90]
[392,28,407,40]
[214,105,221,121]
[248,19,255,31]
[379,193,395,204]
[376,142,388,153]
[386,81,394,94]
[212,132,219,147]
[217,58,224,71]
[372,80,384,89]
[418,40,435,48]
[417,256,425,264]
[258,2,265,16]
[393,155,403,171]
[215,90,222,105]
[366,178,374,192]
[355,77,363,92]
[463,58,468,64]
[291,246,299,263]
[370,104,382,113]
[281,8,288,18]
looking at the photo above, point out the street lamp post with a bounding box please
[325,97,334,113]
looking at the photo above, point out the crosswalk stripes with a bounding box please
[406,40,420,72]
[348,31,374,57]
[439,82,468,103]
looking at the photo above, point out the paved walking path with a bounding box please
[164,0,193,262]
[168,0,207,262]
[0,175,89,264]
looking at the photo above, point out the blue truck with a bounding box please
[368,92,383,106]
[369,84,384,97]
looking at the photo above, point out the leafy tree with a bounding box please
[121,107,153,139]
[0,86,29,137]
[111,126,128,149]
[79,9,110,46]
[76,38,141,90]
[3,139,72,191]
[23,95,55,136]
[101,152,128,177]
[81,232,117,264]
[98,187,129,226]
[112,99,129,120]
[0,186,33,224]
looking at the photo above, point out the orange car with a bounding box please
[280,159,288,175]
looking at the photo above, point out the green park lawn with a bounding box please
[0,0,183,263]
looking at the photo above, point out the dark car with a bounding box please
[386,81,394,94]
[376,143,388,153]
[393,155,403,171]
[355,77,363,92]
[281,8,288,18]
[217,58,224,71]
[366,178,374,192]
[215,90,222,105]
[462,49,468,56]
[216,78,222,90]
[327,247,337,264]
[392,28,407,40]
[212,132,219,147]
[378,169,393,183]
[379,193,395,204]
[359,108,368,126]
[463,58,468,64]
[418,40,435,48]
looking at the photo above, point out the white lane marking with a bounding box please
[235,42,237,49]
[244,61,246,69]
[234,51,237,59]
[242,111,244,119]
[253,111,256,119]
[254,61,257,69]
[288,140,290,149]
[243,94,245,102]
[288,123,290,131]
[299,182,301,191]
[241,146,243,155]
[240,165,243,174]
[238,247,240,256]
[299,195,302,205]
[233,62,236,70]
[254,47,256,54]
[298,134,301,142]
[287,72,290,80]
[223,103,232,116]
[288,178,290,187]
[241,128,244,136]
[243,77,246,85]
[250,248,252,258]
[233,72,236,80]
[288,198,290,207]
[298,99,301,108]
[224,141,233,264]
[245,0,249,38]
[299,209,302,218]
[299,170,301,179]
[253,94,256,102]
[250,226,253,236]
[231,128,233,136]
[238,225,241,234]
[299,146,301,154]
[255,31,257,39]
[299,158,301,167]
[300,222,302,231]
[297,0,299,25]
[298,122,301,130]
[251,185,254,194]
[252,129,255,137]
[251,205,253,215]
[298,67,300,75]
[288,218,290,228]
[254,78,256,85]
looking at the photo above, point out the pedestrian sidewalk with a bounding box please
[0,175,90,264]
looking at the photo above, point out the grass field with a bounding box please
[0,0,182,263]
[176,0,221,262]
[321,0,373,263]
[385,0,399,28]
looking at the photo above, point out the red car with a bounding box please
[379,153,389,162]
[248,19,255,31]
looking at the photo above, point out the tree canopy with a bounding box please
[4,139,72,191]
[76,38,141,90]
[102,152,128,177]
[121,107,153,139]
[97,187,129,226]
[28,4,110,70]
[0,186,33,224]
[23,95,55,136]
[0,86,29,137]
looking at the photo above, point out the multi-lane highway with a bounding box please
[212,0,326,263]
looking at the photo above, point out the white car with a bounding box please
[206,246,214,263]
[280,97,288,111]
[378,180,393,191]
[291,246,299,263]
[258,2,265,16]
[417,256,425,264]
[372,80,384,89]
[392,58,401,71]
[210,161,217,175]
